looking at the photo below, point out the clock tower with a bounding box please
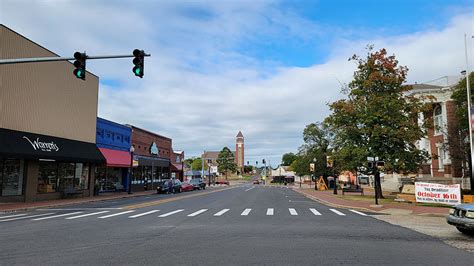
[235,131,244,173]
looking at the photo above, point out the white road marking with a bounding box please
[0,213,28,219]
[213,209,230,216]
[241,208,252,216]
[66,211,110,220]
[245,186,255,192]
[32,212,83,221]
[349,209,367,216]
[266,208,274,216]
[330,209,346,216]
[129,210,160,218]
[98,210,135,219]
[158,209,184,217]
[289,208,298,216]
[37,208,122,211]
[309,208,322,216]
[187,209,208,217]
[0,213,55,222]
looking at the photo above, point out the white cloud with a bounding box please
[1,1,473,165]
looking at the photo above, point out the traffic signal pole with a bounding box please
[0,53,151,65]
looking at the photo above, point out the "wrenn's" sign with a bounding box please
[23,136,59,152]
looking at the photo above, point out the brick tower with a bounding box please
[235,131,244,173]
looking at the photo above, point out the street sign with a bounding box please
[326,156,333,168]
[210,166,218,174]
[309,163,315,172]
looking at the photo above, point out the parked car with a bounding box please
[189,178,206,190]
[180,182,194,192]
[215,179,229,185]
[156,179,182,194]
[446,203,474,235]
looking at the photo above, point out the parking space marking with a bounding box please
[309,208,322,216]
[187,209,208,217]
[98,210,135,219]
[213,209,230,216]
[33,212,83,221]
[158,209,184,217]
[330,209,346,216]
[129,210,160,218]
[66,211,110,220]
[289,208,298,216]
[349,210,367,216]
[241,208,252,216]
[266,208,274,216]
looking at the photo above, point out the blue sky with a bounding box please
[1,0,473,166]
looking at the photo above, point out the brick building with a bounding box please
[201,131,245,174]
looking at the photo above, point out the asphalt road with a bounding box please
[0,184,472,265]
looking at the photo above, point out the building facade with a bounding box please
[201,131,245,175]
[95,117,132,192]
[409,77,466,185]
[0,25,104,202]
[171,150,184,181]
[130,126,172,191]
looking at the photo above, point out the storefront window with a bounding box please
[79,164,89,190]
[38,161,58,193]
[1,159,24,196]
[58,163,75,191]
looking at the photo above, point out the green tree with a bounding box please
[190,157,207,171]
[290,122,334,179]
[450,72,474,177]
[281,152,298,166]
[217,147,236,180]
[325,46,430,198]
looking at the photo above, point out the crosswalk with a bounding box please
[0,207,369,223]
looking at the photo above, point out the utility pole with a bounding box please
[464,34,474,194]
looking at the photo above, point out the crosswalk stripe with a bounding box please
[241,208,252,216]
[329,209,345,216]
[0,213,55,222]
[266,208,274,216]
[309,208,321,215]
[32,212,83,221]
[213,209,230,216]
[129,210,160,218]
[98,210,135,219]
[0,213,28,219]
[349,209,367,216]
[187,209,208,217]
[289,208,298,216]
[66,211,109,220]
[158,209,184,217]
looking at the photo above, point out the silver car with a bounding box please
[446,203,474,235]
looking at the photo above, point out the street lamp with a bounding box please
[128,145,135,194]
[311,158,316,188]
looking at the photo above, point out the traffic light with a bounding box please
[73,52,86,80]
[262,159,266,164]
[132,49,145,78]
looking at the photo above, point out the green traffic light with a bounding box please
[134,68,142,75]
[76,70,82,77]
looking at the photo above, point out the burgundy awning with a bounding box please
[99,148,131,167]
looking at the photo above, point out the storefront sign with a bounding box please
[23,136,59,152]
[150,142,158,155]
[415,182,461,205]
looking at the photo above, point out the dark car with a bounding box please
[446,203,474,235]
[189,178,206,190]
[156,179,182,194]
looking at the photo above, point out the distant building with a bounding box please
[201,131,245,174]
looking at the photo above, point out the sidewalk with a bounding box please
[293,185,449,216]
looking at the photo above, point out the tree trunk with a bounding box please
[374,171,384,199]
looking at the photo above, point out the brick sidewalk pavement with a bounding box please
[293,186,449,216]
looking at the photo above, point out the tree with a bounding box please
[217,147,236,180]
[451,72,474,177]
[190,157,207,171]
[290,122,334,179]
[282,153,298,166]
[325,46,430,199]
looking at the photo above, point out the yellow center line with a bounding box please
[123,186,236,210]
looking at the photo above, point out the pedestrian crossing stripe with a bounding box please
[241,208,252,216]
[309,208,321,215]
[159,209,184,217]
[329,209,346,216]
[266,208,274,216]
[187,209,208,217]
[0,213,55,222]
[66,211,110,220]
[213,209,230,216]
[98,210,135,219]
[129,210,160,218]
[349,209,367,216]
[32,212,83,221]
[0,213,28,219]
[289,208,298,215]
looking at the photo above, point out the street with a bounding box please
[0,184,472,265]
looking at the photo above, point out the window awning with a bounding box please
[0,128,105,163]
[171,162,183,171]
[98,148,131,168]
